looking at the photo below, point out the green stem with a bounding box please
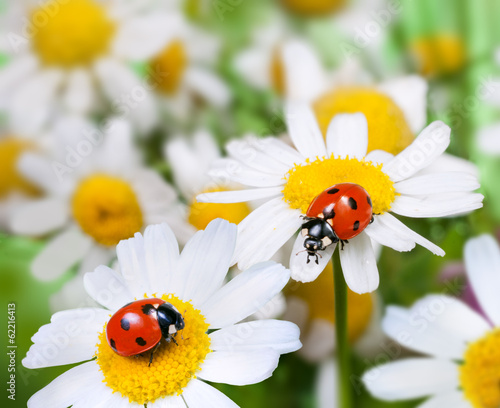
[332,250,352,408]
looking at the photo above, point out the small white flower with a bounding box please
[197,104,483,294]
[23,219,301,408]
[362,234,500,408]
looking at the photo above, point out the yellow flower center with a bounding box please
[31,0,115,67]
[96,295,211,404]
[72,174,143,246]
[270,48,285,96]
[282,155,396,214]
[149,40,188,95]
[313,87,414,155]
[188,187,251,231]
[411,34,466,77]
[281,0,346,15]
[0,138,40,199]
[460,328,500,408]
[287,263,373,343]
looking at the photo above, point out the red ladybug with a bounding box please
[300,183,373,264]
[106,298,185,365]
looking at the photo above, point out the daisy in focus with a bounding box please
[362,234,500,408]
[23,219,301,407]
[10,117,179,309]
[197,104,483,294]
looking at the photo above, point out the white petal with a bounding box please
[391,193,484,218]
[285,102,327,159]
[383,121,451,182]
[326,113,368,159]
[465,234,500,326]
[290,232,337,282]
[181,379,237,408]
[0,54,38,96]
[241,136,304,168]
[233,47,271,90]
[339,232,379,294]
[394,172,480,195]
[175,219,236,306]
[62,69,95,114]
[32,227,92,281]
[299,319,335,362]
[316,359,337,408]
[210,320,301,354]
[84,265,133,311]
[27,361,102,408]
[362,358,459,401]
[209,159,285,187]
[197,187,283,203]
[10,198,69,236]
[364,217,415,252]
[417,391,471,408]
[198,349,280,385]
[201,261,290,329]
[365,149,394,166]
[418,153,479,177]
[23,309,109,368]
[184,66,231,108]
[478,123,500,154]
[378,75,428,133]
[49,272,99,312]
[149,394,186,408]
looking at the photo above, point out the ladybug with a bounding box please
[300,183,373,264]
[106,298,185,365]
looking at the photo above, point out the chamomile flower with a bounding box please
[23,219,301,408]
[197,104,483,294]
[363,234,500,408]
[10,117,179,309]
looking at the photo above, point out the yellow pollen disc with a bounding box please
[96,295,211,404]
[188,187,251,231]
[31,0,115,67]
[287,263,373,343]
[0,138,40,199]
[411,34,466,77]
[281,0,346,15]
[314,87,414,155]
[270,48,286,96]
[149,40,188,95]
[460,328,500,408]
[282,155,396,214]
[72,174,143,246]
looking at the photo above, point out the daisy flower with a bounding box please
[10,117,179,309]
[362,234,500,408]
[197,104,483,294]
[23,219,301,407]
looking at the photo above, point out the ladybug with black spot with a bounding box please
[300,183,374,264]
[106,298,185,365]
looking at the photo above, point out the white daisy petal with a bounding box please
[23,309,110,368]
[0,54,38,96]
[71,378,117,408]
[362,358,460,401]
[10,198,69,236]
[478,123,500,154]
[416,152,479,177]
[317,359,337,408]
[197,187,283,203]
[383,121,451,182]
[300,319,335,362]
[184,66,231,108]
[339,232,379,294]
[62,69,95,114]
[176,219,236,307]
[208,159,285,187]
[84,265,133,311]
[464,234,500,326]
[417,391,471,408]
[365,149,394,166]
[290,232,337,283]
[247,137,304,168]
[32,227,92,281]
[198,349,280,385]
[364,217,415,252]
[201,261,290,329]
[394,172,480,195]
[233,46,271,90]
[285,102,327,159]
[210,320,301,354]
[326,113,368,159]
[181,379,237,408]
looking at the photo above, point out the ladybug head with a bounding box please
[300,218,339,264]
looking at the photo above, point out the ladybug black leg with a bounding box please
[148,342,161,367]
[370,216,374,224]
[170,333,179,346]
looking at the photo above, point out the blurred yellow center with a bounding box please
[460,328,500,408]
[0,138,39,199]
[188,187,251,230]
[281,0,346,15]
[31,0,115,67]
[283,156,396,214]
[288,263,373,343]
[314,87,414,155]
[96,294,211,404]
[149,40,188,95]
[72,175,143,246]
[411,34,466,77]
[270,48,285,96]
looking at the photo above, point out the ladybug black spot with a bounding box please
[120,318,130,331]
[353,220,360,231]
[141,304,155,315]
[327,188,340,195]
[348,197,357,210]
[136,337,147,346]
[109,338,117,351]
